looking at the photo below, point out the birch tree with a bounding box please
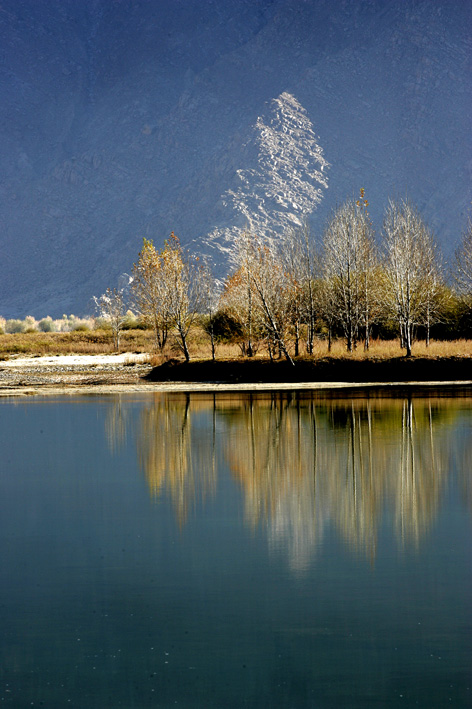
[200,261,220,361]
[221,230,260,357]
[223,230,295,363]
[132,233,204,361]
[382,199,439,356]
[322,196,376,352]
[455,218,472,296]
[132,238,171,351]
[420,245,446,346]
[251,240,295,365]
[283,221,318,356]
[162,233,205,363]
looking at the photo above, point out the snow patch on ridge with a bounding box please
[203,92,329,260]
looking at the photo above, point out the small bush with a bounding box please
[5,319,27,334]
[123,316,152,330]
[38,317,56,333]
[94,317,112,331]
[72,323,90,332]
[203,311,243,343]
[24,316,38,331]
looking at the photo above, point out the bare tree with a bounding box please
[282,221,318,356]
[251,239,295,365]
[132,234,205,362]
[355,190,380,351]
[162,233,205,363]
[132,238,171,351]
[93,286,127,350]
[421,245,446,346]
[455,217,472,296]
[317,275,338,352]
[382,199,439,356]
[223,230,295,364]
[322,195,375,352]
[221,230,262,357]
[200,262,220,362]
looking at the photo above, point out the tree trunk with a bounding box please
[347,328,353,353]
[405,321,412,357]
[247,285,254,357]
[294,322,299,358]
[211,332,216,361]
[364,311,370,351]
[179,328,190,363]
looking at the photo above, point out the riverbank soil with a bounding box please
[1,354,471,396]
[146,356,472,384]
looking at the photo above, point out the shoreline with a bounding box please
[1,353,472,398]
[2,380,472,398]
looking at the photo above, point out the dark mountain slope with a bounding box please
[0,0,470,316]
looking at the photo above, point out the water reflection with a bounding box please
[104,395,129,453]
[135,395,218,525]
[219,395,453,568]
[105,392,471,564]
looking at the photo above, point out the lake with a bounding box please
[0,390,471,708]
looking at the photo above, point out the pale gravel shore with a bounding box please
[0,353,149,367]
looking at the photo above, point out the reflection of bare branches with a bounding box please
[447,406,472,514]
[104,396,128,453]
[223,396,326,570]
[137,395,217,526]
[105,392,466,565]
[389,398,449,548]
[320,400,382,560]
[222,395,456,566]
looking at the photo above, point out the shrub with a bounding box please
[24,316,38,331]
[38,317,56,333]
[203,311,243,343]
[5,319,27,334]
[121,311,140,330]
[72,323,90,332]
[94,317,112,331]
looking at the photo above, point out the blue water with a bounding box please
[0,392,471,707]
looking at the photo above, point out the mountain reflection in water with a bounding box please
[105,392,471,568]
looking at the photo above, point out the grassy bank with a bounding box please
[1,331,472,385]
[0,329,154,358]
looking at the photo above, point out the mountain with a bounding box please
[203,91,329,263]
[0,0,470,316]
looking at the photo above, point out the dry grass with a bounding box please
[0,329,155,357]
[190,337,472,362]
[308,338,472,360]
[1,327,472,362]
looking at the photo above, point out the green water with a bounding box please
[0,391,471,707]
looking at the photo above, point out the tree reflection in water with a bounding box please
[136,394,218,526]
[104,392,470,565]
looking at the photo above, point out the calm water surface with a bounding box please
[0,391,471,708]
